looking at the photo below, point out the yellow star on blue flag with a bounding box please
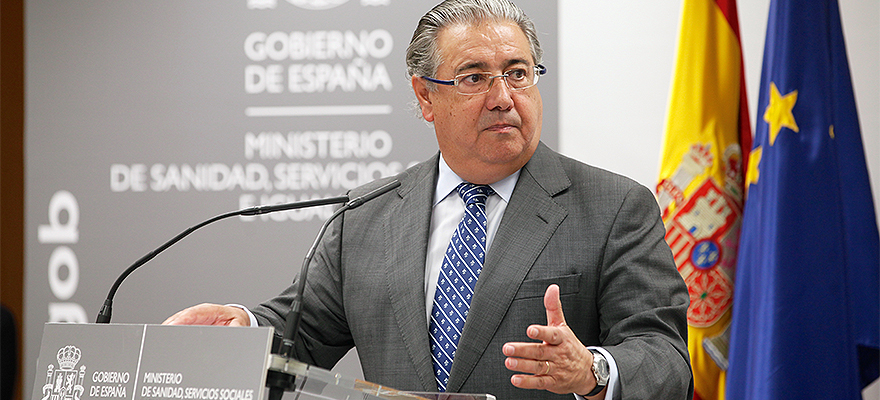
[763,82,799,145]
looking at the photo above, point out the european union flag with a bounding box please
[726,0,879,399]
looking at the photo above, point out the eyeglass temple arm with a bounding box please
[420,76,456,86]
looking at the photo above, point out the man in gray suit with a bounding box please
[165,0,692,398]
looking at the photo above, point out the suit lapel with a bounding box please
[384,155,439,391]
[446,143,571,392]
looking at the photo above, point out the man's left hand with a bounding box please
[502,284,602,397]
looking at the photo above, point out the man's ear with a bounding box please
[412,75,435,122]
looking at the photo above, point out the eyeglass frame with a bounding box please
[421,64,547,95]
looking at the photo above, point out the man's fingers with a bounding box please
[501,285,595,396]
[162,307,202,325]
[503,342,548,361]
[162,311,183,325]
[510,373,556,391]
[544,284,566,327]
[504,355,552,375]
[162,303,247,326]
[524,324,565,345]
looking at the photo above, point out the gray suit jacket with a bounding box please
[253,142,693,399]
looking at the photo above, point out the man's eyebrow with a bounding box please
[454,61,489,75]
[453,58,531,75]
[504,58,531,69]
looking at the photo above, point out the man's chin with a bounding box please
[481,144,535,168]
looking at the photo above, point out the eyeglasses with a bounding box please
[421,64,547,95]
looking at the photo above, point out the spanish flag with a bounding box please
[655,1,751,399]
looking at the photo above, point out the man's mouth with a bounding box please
[484,122,519,133]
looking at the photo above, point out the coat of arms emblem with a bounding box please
[42,346,85,400]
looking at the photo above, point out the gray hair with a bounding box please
[405,0,543,82]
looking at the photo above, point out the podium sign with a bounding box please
[31,323,273,400]
[32,323,495,400]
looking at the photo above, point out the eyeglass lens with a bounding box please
[455,67,539,94]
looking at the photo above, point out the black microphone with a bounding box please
[95,195,349,324]
[265,179,400,400]
[280,179,401,356]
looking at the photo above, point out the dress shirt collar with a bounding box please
[434,154,520,206]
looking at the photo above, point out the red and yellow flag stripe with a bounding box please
[656,1,751,399]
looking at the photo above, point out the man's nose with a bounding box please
[485,75,514,110]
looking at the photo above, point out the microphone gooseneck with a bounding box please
[266,179,400,400]
[94,195,349,324]
[277,179,401,358]
[93,179,399,400]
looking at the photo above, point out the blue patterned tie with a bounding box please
[429,182,493,392]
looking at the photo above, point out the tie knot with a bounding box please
[457,183,493,207]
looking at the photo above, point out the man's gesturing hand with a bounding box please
[162,303,250,327]
[502,284,605,398]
